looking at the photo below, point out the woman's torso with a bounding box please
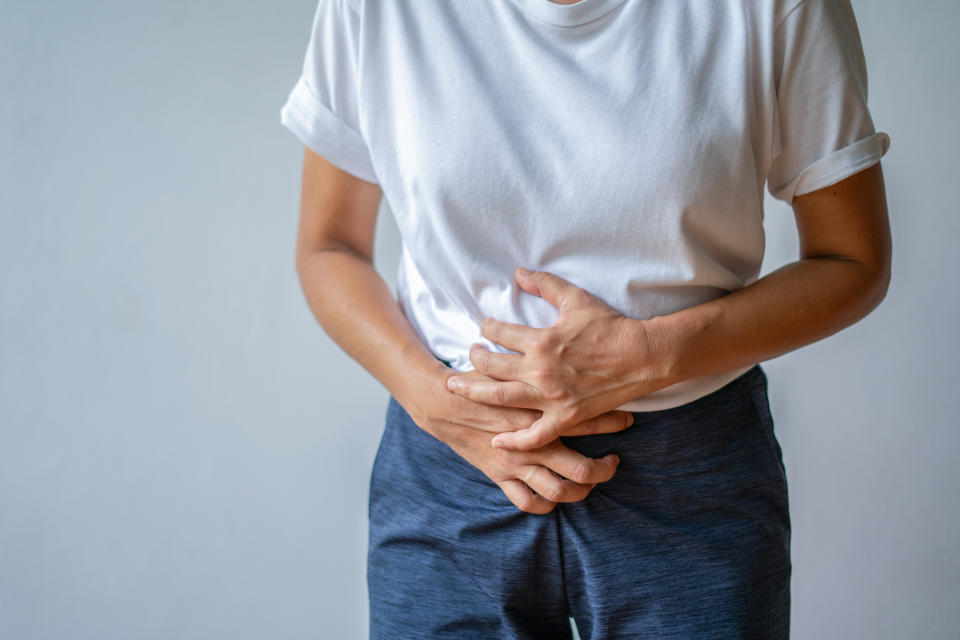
[352,0,794,410]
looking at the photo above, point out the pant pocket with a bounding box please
[740,368,788,492]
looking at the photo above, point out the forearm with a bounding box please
[636,256,890,390]
[295,247,449,425]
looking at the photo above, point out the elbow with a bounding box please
[868,268,891,312]
[294,244,311,285]
[294,243,312,279]
[294,241,327,286]
[860,255,892,316]
[294,241,373,281]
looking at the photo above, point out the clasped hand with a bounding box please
[447,266,660,450]
[417,267,663,514]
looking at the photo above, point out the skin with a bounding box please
[294,145,892,514]
[448,162,892,450]
[294,148,628,515]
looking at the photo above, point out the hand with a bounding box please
[445,266,662,451]
[443,421,621,515]
[422,369,635,436]
[406,366,624,514]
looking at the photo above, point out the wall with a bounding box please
[1,1,956,638]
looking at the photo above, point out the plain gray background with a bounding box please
[2,1,957,638]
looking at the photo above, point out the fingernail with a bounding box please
[625,413,635,427]
[447,377,464,391]
[518,266,531,275]
[610,454,620,465]
[491,436,505,448]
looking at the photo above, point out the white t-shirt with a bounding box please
[280,0,890,411]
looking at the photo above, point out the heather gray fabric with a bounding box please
[367,364,790,639]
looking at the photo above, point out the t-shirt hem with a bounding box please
[614,364,756,412]
[773,131,890,203]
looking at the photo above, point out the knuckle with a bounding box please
[494,447,516,466]
[530,365,553,385]
[494,386,509,406]
[537,330,559,351]
[569,288,591,307]
[579,418,600,435]
[518,448,539,464]
[535,500,557,514]
[481,317,496,336]
[530,335,549,353]
[557,402,581,424]
[567,463,591,485]
[507,413,535,431]
[541,483,565,503]
[564,484,591,502]
[489,470,509,483]
[543,384,566,402]
[599,461,617,481]
[473,349,488,369]
[506,415,527,431]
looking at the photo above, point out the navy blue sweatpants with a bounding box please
[367,364,791,639]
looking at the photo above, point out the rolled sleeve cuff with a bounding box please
[773,131,891,203]
[279,76,379,185]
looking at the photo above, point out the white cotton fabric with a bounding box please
[280,0,890,411]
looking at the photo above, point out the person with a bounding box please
[279,0,891,637]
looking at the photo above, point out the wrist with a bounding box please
[624,313,686,393]
[644,303,720,390]
[392,354,453,438]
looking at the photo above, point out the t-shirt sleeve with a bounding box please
[766,0,890,204]
[279,0,379,185]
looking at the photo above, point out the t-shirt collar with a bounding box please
[507,0,628,27]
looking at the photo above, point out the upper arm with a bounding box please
[790,161,891,284]
[279,0,382,262]
[766,0,889,204]
[766,0,892,291]
[295,146,383,264]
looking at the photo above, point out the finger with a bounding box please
[535,445,620,485]
[491,411,564,451]
[498,479,556,515]
[515,267,580,310]
[518,465,594,503]
[480,316,540,353]
[447,376,539,409]
[469,343,524,381]
[442,400,540,433]
[563,411,635,437]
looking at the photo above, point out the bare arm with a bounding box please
[292,147,628,512]
[446,162,892,450]
[645,162,892,388]
[293,148,446,415]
